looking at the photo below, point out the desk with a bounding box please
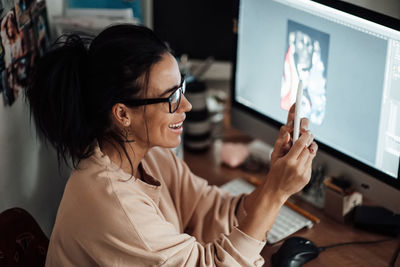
[184,126,399,267]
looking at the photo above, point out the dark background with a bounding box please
[153,0,236,61]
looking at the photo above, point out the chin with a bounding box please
[170,137,182,148]
[160,136,182,149]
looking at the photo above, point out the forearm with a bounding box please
[238,184,287,241]
[236,108,317,242]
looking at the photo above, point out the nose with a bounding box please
[178,94,192,113]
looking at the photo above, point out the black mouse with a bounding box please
[271,236,320,267]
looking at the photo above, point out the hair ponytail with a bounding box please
[26,24,170,169]
[26,34,94,167]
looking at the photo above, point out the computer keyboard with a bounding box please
[220,178,313,244]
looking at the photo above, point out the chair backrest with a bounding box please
[0,207,49,267]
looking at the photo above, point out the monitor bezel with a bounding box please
[231,0,400,190]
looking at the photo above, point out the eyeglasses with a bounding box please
[123,75,186,114]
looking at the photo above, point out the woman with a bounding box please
[1,11,26,104]
[1,11,23,67]
[26,24,317,266]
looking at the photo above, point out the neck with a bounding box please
[99,139,148,178]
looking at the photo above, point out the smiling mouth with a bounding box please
[169,121,183,129]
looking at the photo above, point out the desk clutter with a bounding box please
[183,79,212,151]
[220,140,273,172]
[353,205,400,237]
[220,144,369,226]
[300,168,365,223]
[323,176,363,223]
[180,57,229,152]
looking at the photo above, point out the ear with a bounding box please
[111,103,131,127]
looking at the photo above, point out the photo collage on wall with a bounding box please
[0,0,51,106]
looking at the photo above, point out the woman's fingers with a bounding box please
[286,107,308,144]
[272,129,291,159]
[286,131,314,159]
[297,144,311,167]
[275,126,291,149]
[300,117,309,133]
[286,103,296,125]
[303,142,318,177]
[308,141,318,155]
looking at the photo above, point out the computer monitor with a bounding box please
[231,0,400,213]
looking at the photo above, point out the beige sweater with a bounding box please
[46,146,266,266]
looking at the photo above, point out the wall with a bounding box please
[46,0,153,28]
[46,0,64,22]
[0,1,71,237]
[0,96,69,236]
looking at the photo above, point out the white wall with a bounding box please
[46,0,153,29]
[0,96,69,236]
[0,1,70,237]
[46,0,64,20]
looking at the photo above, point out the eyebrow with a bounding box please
[159,84,180,97]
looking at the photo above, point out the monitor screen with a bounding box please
[232,0,400,209]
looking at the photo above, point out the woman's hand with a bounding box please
[265,131,317,202]
[270,104,311,165]
[239,103,318,241]
[267,103,318,200]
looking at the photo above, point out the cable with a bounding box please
[318,237,395,252]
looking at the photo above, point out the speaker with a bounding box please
[353,205,400,237]
[184,80,212,151]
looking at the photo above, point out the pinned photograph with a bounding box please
[0,9,27,105]
[0,0,15,18]
[0,39,5,94]
[31,0,50,57]
[281,20,330,125]
[13,0,35,28]
[17,21,36,85]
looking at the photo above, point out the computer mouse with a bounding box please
[271,236,320,267]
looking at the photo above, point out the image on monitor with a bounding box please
[280,20,330,125]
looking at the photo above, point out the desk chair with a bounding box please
[0,207,48,267]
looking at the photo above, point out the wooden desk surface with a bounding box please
[183,127,399,267]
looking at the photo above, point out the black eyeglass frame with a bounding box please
[122,74,186,114]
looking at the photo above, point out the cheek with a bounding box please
[146,110,171,137]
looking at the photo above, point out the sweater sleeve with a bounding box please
[109,185,266,267]
[163,149,247,240]
[146,148,267,266]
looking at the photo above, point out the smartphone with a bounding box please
[293,80,303,143]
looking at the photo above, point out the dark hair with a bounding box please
[26,24,171,169]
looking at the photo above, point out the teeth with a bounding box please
[169,122,183,129]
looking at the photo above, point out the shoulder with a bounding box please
[143,146,191,189]
[144,147,182,171]
[146,146,176,160]
[52,157,164,252]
